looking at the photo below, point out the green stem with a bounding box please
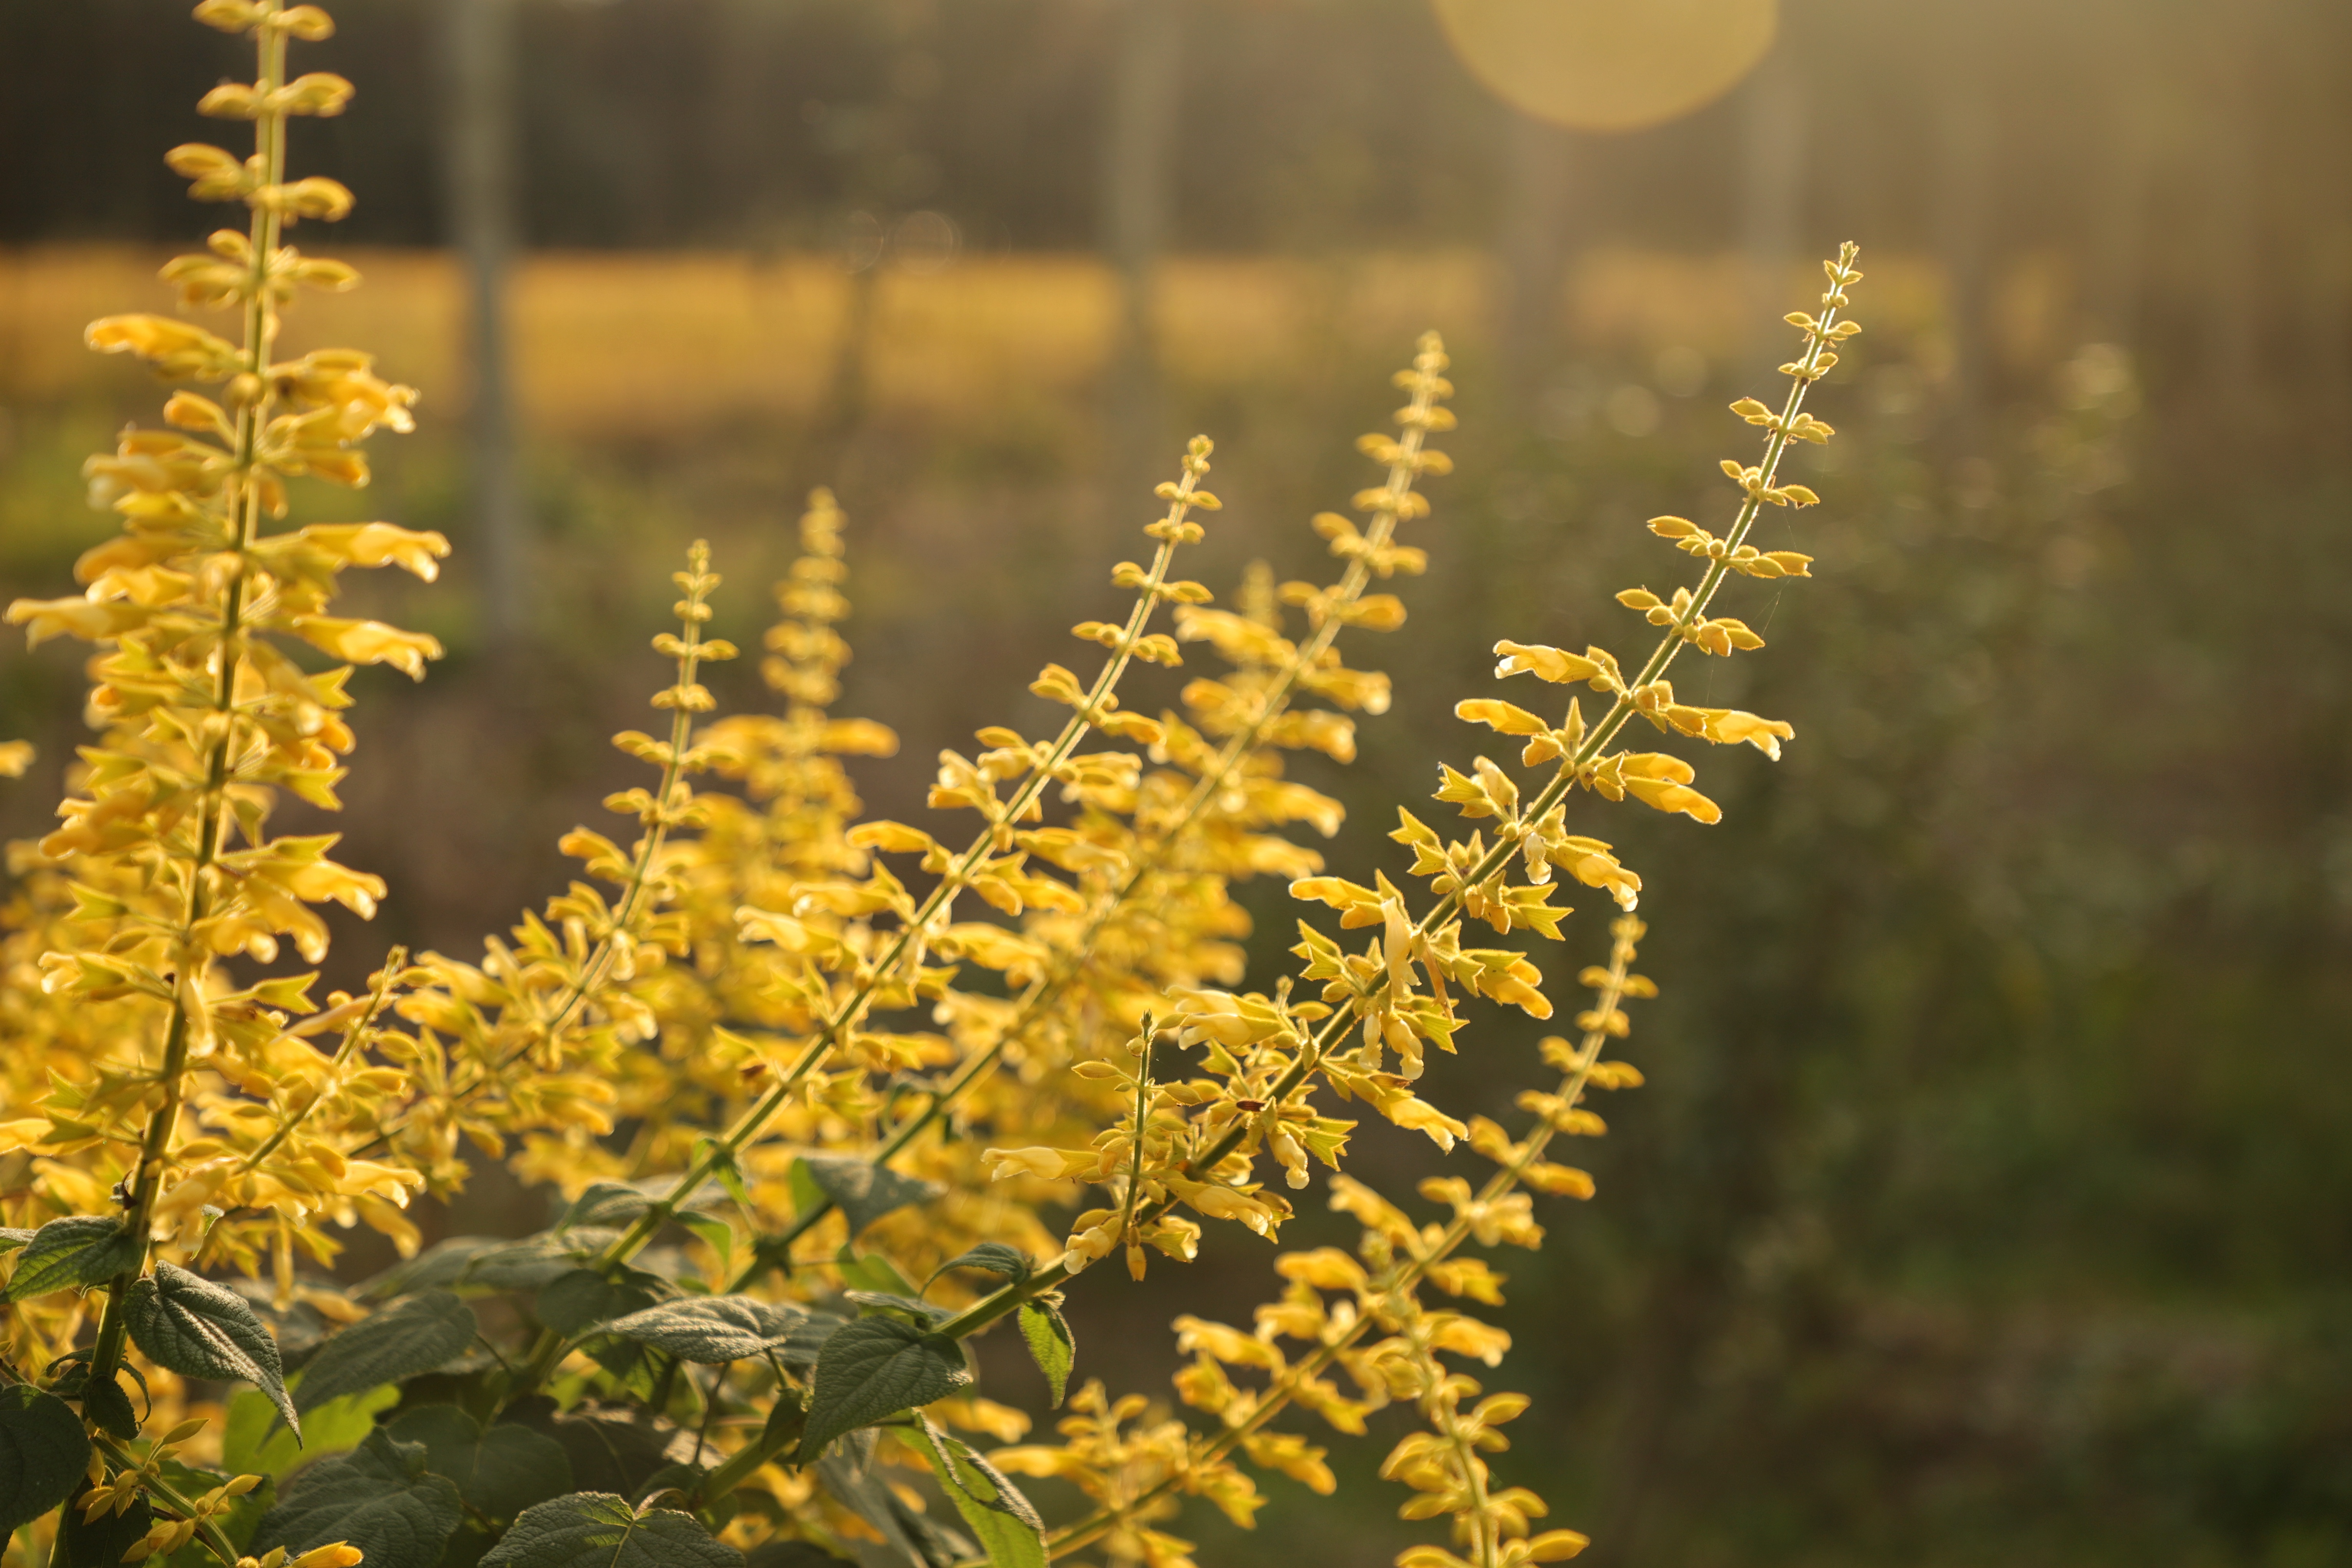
[690,1402,804,1511]
[234,946,405,1176]
[938,278,1848,1344]
[497,461,1213,1404]
[84,3,292,1399]
[1040,922,1640,1560]
[723,351,1450,1288]
[92,1436,240,1568]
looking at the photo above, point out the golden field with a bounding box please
[0,245,1975,442]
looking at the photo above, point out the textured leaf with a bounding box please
[597,1296,814,1364]
[356,1238,506,1300]
[125,1264,297,1435]
[501,1401,701,1500]
[229,1281,343,1369]
[461,1232,623,1293]
[1016,1302,1074,1407]
[557,1183,726,1232]
[384,1406,573,1523]
[253,1429,463,1568]
[840,1292,950,1326]
[60,1483,150,1568]
[356,1233,625,1301]
[0,1386,91,1535]
[534,1269,667,1336]
[797,1317,971,1462]
[794,1157,940,1238]
[0,1230,32,1254]
[80,1373,138,1440]
[5,1217,141,1302]
[815,1455,960,1568]
[224,1386,398,1480]
[905,1417,1046,1568]
[932,1244,1029,1285]
[479,1493,741,1568]
[296,1291,479,1416]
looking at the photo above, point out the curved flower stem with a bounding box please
[725,343,1451,1286]
[1035,918,1641,1561]
[937,258,1853,1345]
[495,456,1217,1404]
[92,1435,241,1568]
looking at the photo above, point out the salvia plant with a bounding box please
[0,7,1867,1568]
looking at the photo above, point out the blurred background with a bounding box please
[4,0,2350,1563]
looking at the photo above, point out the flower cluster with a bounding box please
[0,12,1867,1566]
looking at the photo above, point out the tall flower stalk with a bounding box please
[0,22,1874,1562]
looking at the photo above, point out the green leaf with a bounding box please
[0,1229,34,1254]
[61,1483,149,1568]
[904,1417,1046,1568]
[794,1157,940,1238]
[841,1291,950,1327]
[814,1455,958,1568]
[253,1429,464,1568]
[832,1251,916,1299]
[5,1217,141,1302]
[383,1407,573,1524]
[597,1297,813,1364]
[1016,1303,1074,1407]
[81,1373,139,1440]
[797,1317,971,1462]
[500,1401,699,1500]
[559,1184,727,1233]
[676,1215,733,1282]
[479,1493,741,1568]
[930,1244,1029,1286]
[356,1238,506,1300]
[224,1386,399,1480]
[229,1280,338,1369]
[694,1139,753,1215]
[0,1385,92,1535]
[295,1291,479,1416]
[534,1270,667,1337]
[784,1164,827,1231]
[461,1232,623,1293]
[126,1264,297,1436]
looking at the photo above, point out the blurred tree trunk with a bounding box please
[1932,22,1995,458]
[443,0,527,654]
[805,0,940,494]
[1497,113,1573,420]
[2200,42,2260,422]
[1740,45,1806,384]
[1102,0,1183,501]
[2301,40,2352,429]
[712,0,789,252]
[2084,60,2155,352]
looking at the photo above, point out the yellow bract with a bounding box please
[0,22,1865,1558]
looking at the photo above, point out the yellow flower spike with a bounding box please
[3,128,1860,1557]
[0,0,462,1398]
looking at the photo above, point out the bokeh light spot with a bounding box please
[1432,0,1779,133]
